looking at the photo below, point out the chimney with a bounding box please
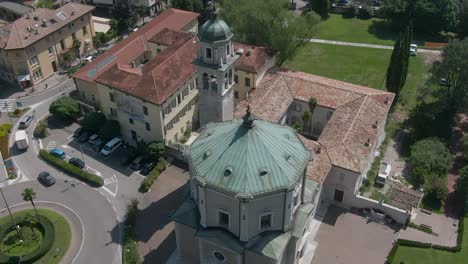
[42,19,47,27]
[365,138,371,147]
[131,61,136,68]
[384,97,390,104]
[33,16,38,21]
[34,29,38,35]
[316,146,322,154]
[71,11,75,16]
[246,50,251,56]
[372,121,378,129]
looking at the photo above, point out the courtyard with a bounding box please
[312,205,399,264]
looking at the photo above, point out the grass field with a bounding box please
[284,42,429,112]
[0,209,71,264]
[392,216,468,263]
[316,14,396,46]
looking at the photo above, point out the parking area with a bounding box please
[41,118,144,201]
[312,205,399,264]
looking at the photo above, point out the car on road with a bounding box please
[73,127,83,138]
[100,137,123,156]
[38,171,56,186]
[410,44,418,56]
[140,161,156,175]
[130,155,147,170]
[19,115,34,129]
[69,157,85,169]
[79,130,91,142]
[376,162,392,186]
[50,148,66,159]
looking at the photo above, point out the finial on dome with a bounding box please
[243,105,254,128]
[211,1,218,21]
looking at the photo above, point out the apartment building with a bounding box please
[0,3,95,87]
[74,8,199,145]
[92,0,169,16]
[0,1,33,22]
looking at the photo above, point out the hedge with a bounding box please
[0,215,55,264]
[138,159,167,193]
[0,124,11,160]
[39,150,103,187]
[123,199,141,264]
[408,222,433,234]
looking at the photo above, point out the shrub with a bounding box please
[98,120,121,140]
[39,150,103,187]
[81,112,107,133]
[0,124,11,160]
[33,120,48,138]
[397,239,432,248]
[49,96,81,121]
[123,199,141,264]
[408,222,433,234]
[138,159,167,193]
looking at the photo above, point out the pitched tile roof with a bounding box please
[235,69,394,179]
[0,3,94,49]
[298,136,331,184]
[233,42,276,73]
[74,8,199,105]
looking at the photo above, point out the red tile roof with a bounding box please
[73,8,199,105]
[235,69,394,180]
[149,28,190,46]
[233,42,276,73]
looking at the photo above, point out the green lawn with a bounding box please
[392,216,468,263]
[0,209,71,264]
[316,14,396,46]
[1,226,43,255]
[285,42,429,111]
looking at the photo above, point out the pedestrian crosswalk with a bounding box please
[0,99,15,113]
[46,141,57,150]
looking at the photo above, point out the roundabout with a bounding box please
[0,209,70,264]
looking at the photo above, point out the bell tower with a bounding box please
[193,11,240,128]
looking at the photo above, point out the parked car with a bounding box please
[376,162,392,186]
[410,44,418,56]
[140,161,156,175]
[130,155,147,170]
[100,137,123,156]
[89,134,99,144]
[69,157,85,169]
[78,130,91,142]
[50,148,66,159]
[90,138,106,152]
[18,115,34,129]
[86,55,95,62]
[73,127,83,138]
[38,171,56,186]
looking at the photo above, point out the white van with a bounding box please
[100,137,123,156]
[15,130,29,150]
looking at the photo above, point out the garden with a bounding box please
[0,209,70,264]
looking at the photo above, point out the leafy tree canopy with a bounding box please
[49,96,81,120]
[423,173,448,202]
[98,120,121,140]
[81,112,107,133]
[409,138,452,187]
[221,0,320,65]
[455,166,468,196]
[147,141,165,160]
[382,0,459,33]
[35,0,54,9]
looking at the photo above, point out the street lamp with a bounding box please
[32,110,36,123]
[0,188,23,241]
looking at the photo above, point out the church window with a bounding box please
[143,106,148,115]
[211,75,218,91]
[229,69,233,84]
[234,75,238,84]
[245,77,251,87]
[218,210,229,227]
[206,48,212,59]
[226,44,230,55]
[260,213,272,229]
[202,73,209,89]
[213,251,226,262]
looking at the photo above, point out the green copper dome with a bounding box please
[187,115,310,196]
[198,15,233,43]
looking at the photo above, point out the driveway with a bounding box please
[135,162,189,264]
[312,206,399,264]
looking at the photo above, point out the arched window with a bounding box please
[212,251,226,262]
[210,75,218,91]
[224,73,228,89]
[228,68,233,85]
[202,73,209,90]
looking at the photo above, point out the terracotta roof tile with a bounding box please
[233,42,276,73]
[0,3,94,49]
[299,136,332,183]
[149,28,190,46]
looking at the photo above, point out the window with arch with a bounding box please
[224,73,228,89]
[206,47,212,59]
[202,73,209,90]
[226,44,230,55]
[212,251,226,262]
[210,75,218,91]
[228,69,233,85]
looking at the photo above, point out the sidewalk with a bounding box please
[308,38,442,54]
[0,73,70,100]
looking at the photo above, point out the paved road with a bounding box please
[0,180,121,264]
[308,38,442,54]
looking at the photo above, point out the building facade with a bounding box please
[92,0,169,16]
[172,112,320,264]
[0,3,95,87]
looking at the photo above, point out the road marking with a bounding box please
[38,138,43,150]
[86,166,101,176]
[101,185,117,197]
[46,141,57,149]
[0,201,85,264]
[0,99,15,112]
[104,175,117,185]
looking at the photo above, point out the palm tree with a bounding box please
[24,213,39,246]
[61,51,74,68]
[302,110,312,135]
[22,188,41,224]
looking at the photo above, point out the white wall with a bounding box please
[351,195,410,224]
[321,166,360,207]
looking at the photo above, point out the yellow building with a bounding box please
[0,3,95,87]
[74,8,199,146]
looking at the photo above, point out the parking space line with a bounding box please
[101,186,117,197]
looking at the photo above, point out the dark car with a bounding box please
[78,131,91,142]
[73,127,83,138]
[38,171,55,186]
[69,157,85,169]
[130,155,146,170]
[90,138,106,152]
[140,161,156,175]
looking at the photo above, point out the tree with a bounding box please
[35,0,54,9]
[22,188,41,224]
[98,120,121,140]
[49,96,81,121]
[81,112,107,133]
[309,97,317,112]
[461,0,468,36]
[112,0,137,33]
[61,51,75,68]
[423,173,448,202]
[302,110,312,134]
[455,165,468,196]
[310,0,329,19]
[409,138,452,187]
[382,0,459,34]
[171,0,204,12]
[147,141,165,160]
[221,0,320,65]
[385,19,412,98]
[431,39,468,109]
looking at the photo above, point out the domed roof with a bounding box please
[187,112,310,197]
[198,14,233,43]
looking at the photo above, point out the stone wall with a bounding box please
[351,195,410,224]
